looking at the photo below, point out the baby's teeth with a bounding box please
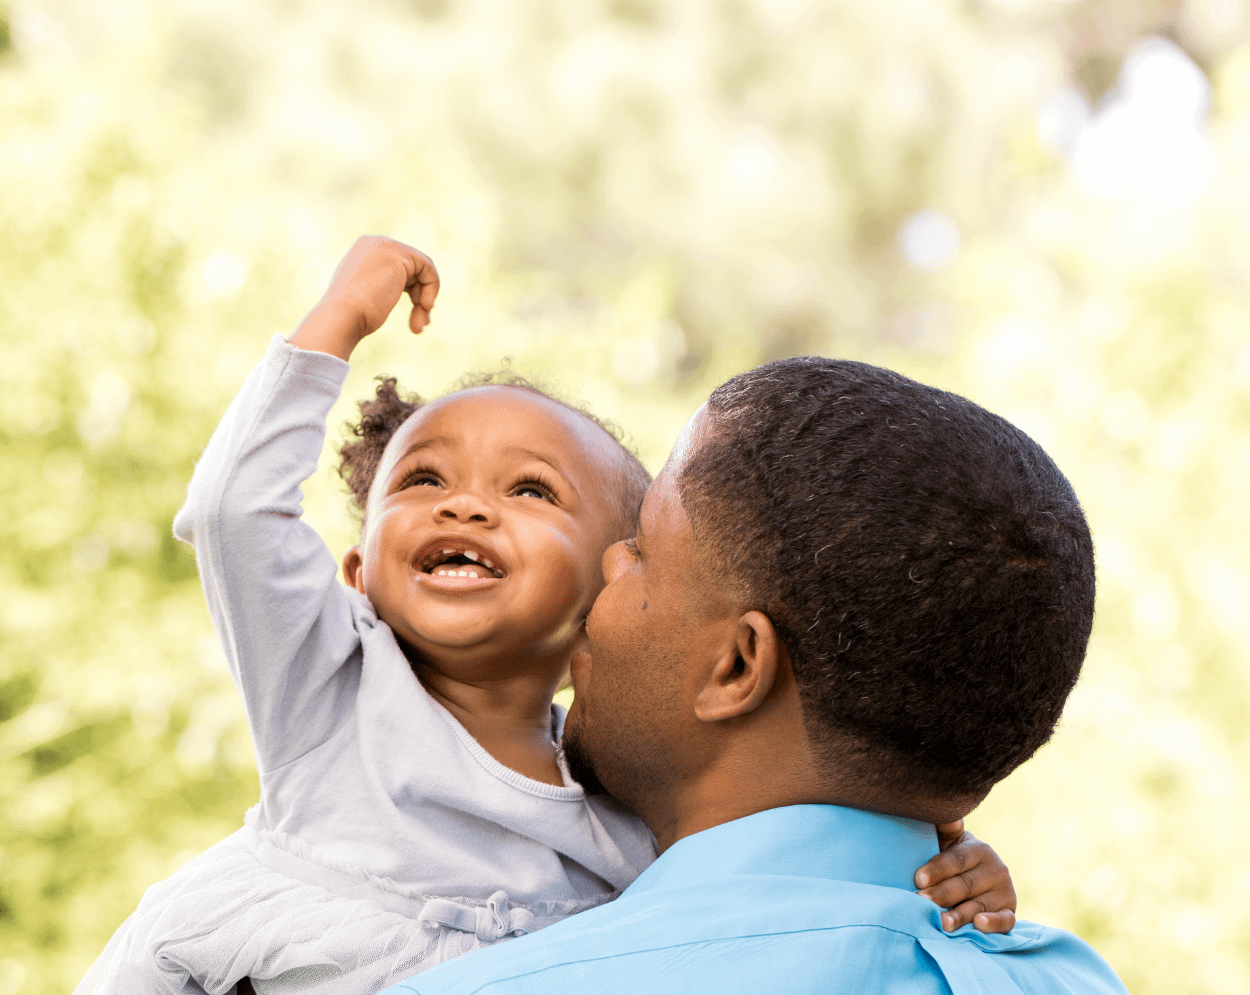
[436,569,448,576]
[482,558,494,569]
[443,549,454,556]
[464,551,479,562]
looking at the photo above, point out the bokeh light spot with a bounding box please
[201,250,249,299]
[1069,38,1214,209]
[897,211,961,271]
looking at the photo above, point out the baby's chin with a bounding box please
[390,622,576,681]
[382,601,508,650]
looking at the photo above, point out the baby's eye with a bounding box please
[399,470,442,489]
[514,482,553,502]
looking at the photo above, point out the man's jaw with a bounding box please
[559,729,608,796]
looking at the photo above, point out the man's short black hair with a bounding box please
[678,357,1095,798]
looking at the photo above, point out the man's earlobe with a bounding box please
[342,546,364,591]
[694,611,781,722]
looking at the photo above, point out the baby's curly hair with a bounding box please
[337,372,651,538]
[338,377,421,516]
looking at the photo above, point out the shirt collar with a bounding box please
[624,804,940,896]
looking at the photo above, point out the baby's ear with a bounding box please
[342,546,365,591]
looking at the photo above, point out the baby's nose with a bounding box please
[433,491,496,524]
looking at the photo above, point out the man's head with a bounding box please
[564,357,1094,836]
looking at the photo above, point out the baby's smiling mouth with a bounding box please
[420,548,505,580]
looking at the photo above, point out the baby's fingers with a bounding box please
[915,831,1016,933]
[915,835,1007,898]
[405,249,440,333]
[936,902,1017,934]
[973,909,1017,934]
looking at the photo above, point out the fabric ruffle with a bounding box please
[76,829,610,995]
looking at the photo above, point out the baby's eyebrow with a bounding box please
[502,446,575,488]
[398,436,454,459]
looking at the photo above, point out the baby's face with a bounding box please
[347,386,626,674]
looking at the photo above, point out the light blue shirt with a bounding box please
[379,804,1130,994]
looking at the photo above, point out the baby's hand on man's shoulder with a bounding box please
[913,820,1017,935]
[290,236,440,362]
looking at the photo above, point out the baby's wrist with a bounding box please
[289,299,367,362]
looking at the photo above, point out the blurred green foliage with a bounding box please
[1,0,1248,993]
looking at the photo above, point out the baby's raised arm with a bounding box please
[173,237,439,774]
[290,236,440,361]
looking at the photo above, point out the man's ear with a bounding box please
[342,546,365,592]
[694,610,783,722]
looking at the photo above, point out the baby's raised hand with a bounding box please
[290,236,440,361]
[914,821,1017,934]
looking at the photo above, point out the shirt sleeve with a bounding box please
[173,334,364,773]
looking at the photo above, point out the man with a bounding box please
[380,357,1128,994]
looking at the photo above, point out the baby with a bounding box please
[77,237,1017,995]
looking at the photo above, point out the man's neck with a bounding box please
[633,741,983,852]
[630,739,839,852]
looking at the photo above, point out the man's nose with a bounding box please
[432,491,497,525]
[601,540,631,583]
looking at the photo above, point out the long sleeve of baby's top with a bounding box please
[171,335,656,919]
[173,335,359,771]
